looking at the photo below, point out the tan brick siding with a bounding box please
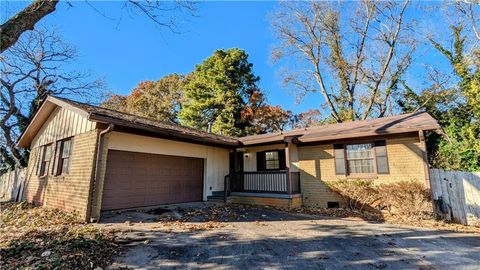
[23,129,99,221]
[298,133,427,208]
[228,195,302,209]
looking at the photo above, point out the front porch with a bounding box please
[226,170,300,194]
[223,166,302,208]
[215,137,303,208]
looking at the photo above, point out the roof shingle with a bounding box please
[53,96,240,147]
[240,112,441,145]
[18,95,441,148]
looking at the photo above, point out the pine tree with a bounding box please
[179,49,260,136]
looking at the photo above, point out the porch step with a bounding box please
[207,195,225,202]
[228,192,302,209]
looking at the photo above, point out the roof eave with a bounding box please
[298,126,440,144]
[17,96,92,148]
[88,113,240,148]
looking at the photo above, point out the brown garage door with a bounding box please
[102,150,204,210]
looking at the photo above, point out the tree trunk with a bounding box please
[0,0,59,53]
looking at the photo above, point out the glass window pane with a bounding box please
[347,160,354,173]
[346,143,374,174]
[44,145,52,159]
[62,139,72,158]
[43,145,52,175]
[346,144,372,160]
[347,160,357,174]
[265,151,279,170]
[265,151,278,161]
[37,146,44,175]
[53,141,62,175]
[62,158,70,174]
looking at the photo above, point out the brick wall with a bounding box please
[228,195,302,209]
[23,129,99,221]
[298,133,427,208]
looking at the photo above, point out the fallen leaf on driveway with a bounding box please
[255,221,267,226]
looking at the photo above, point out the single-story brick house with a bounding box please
[17,96,441,221]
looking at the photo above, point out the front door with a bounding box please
[236,151,244,173]
[229,150,244,174]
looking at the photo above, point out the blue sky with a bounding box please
[3,1,319,113]
[1,1,456,115]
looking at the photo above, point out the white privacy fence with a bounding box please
[429,168,480,226]
[0,168,26,202]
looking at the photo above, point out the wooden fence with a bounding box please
[429,168,480,226]
[0,168,26,202]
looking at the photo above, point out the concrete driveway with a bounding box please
[99,203,480,270]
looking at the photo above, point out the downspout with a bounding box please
[88,124,114,222]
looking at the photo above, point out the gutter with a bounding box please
[88,124,114,222]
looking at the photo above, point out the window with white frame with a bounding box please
[265,151,280,170]
[334,141,389,176]
[345,143,375,174]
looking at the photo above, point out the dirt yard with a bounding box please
[99,202,480,270]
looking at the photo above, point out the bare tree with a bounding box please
[290,109,323,129]
[272,0,415,122]
[453,1,480,42]
[0,0,197,53]
[0,29,102,170]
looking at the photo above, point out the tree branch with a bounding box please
[0,0,59,53]
[363,0,409,119]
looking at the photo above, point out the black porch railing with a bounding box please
[224,171,300,200]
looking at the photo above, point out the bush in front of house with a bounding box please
[378,181,433,220]
[326,179,382,212]
[326,179,433,221]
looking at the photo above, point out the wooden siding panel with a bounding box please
[31,107,95,148]
[242,144,286,171]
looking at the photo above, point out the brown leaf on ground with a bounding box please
[0,202,119,269]
[162,220,225,231]
[255,221,267,226]
[285,206,480,234]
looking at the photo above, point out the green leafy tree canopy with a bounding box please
[399,26,480,171]
[179,48,260,136]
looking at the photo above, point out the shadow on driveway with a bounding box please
[99,203,480,270]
